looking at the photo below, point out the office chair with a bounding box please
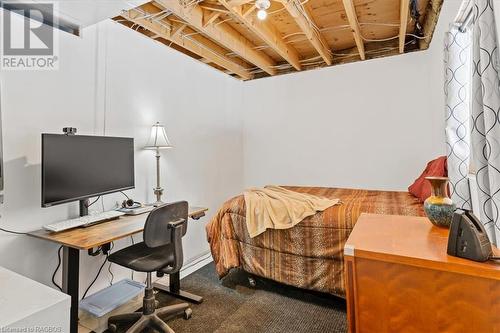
[107,201,192,333]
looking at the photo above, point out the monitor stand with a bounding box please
[79,199,89,217]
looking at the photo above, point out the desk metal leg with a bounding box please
[62,247,80,333]
[154,271,203,304]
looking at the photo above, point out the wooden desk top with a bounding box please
[345,213,500,281]
[27,206,208,250]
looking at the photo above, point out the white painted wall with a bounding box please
[0,16,243,297]
[0,0,463,299]
[241,0,462,191]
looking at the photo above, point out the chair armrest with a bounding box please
[168,218,186,229]
[161,218,186,274]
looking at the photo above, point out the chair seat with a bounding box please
[108,241,174,272]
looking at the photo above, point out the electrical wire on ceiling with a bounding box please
[410,0,423,38]
[123,1,430,77]
[249,29,428,56]
[267,0,309,16]
[215,18,233,26]
[182,31,202,38]
[129,9,171,22]
[127,8,248,75]
[286,0,332,54]
[253,19,411,55]
[181,0,205,9]
[278,18,415,47]
[248,39,415,74]
[278,0,422,53]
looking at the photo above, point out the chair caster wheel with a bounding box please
[184,308,192,320]
[108,324,117,332]
[248,277,256,287]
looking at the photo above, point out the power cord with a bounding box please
[52,246,63,292]
[108,261,114,286]
[88,246,103,257]
[85,196,101,208]
[82,253,109,299]
[107,242,115,286]
[130,235,135,281]
[0,227,27,235]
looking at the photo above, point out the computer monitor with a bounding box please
[41,134,135,208]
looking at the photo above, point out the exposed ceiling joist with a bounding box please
[341,0,365,60]
[171,23,187,38]
[199,3,229,13]
[218,0,302,71]
[420,0,443,50]
[242,5,255,17]
[121,8,253,80]
[228,0,254,7]
[115,0,443,79]
[279,0,332,65]
[203,10,222,27]
[154,0,277,75]
[399,0,410,53]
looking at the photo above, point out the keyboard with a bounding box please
[43,210,125,233]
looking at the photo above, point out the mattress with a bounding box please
[206,186,425,298]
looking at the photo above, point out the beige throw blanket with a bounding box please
[243,185,340,238]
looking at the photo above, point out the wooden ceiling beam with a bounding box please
[185,24,254,71]
[341,0,365,60]
[399,0,410,53]
[279,0,332,65]
[228,0,254,7]
[199,3,229,13]
[121,8,253,80]
[203,10,222,27]
[242,5,255,18]
[419,0,443,50]
[218,0,302,71]
[171,23,187,38]
[154,0,277,75]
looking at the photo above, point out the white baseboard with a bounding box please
[153,251,213,286]
[180,251,213,279]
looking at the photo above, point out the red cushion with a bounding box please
[408,156,448,202]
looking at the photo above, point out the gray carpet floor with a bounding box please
[108,263,347,333]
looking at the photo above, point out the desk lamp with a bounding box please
[144,122,173,206]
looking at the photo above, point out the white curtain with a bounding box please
[470,0,500,245]
[445,26,472,211]
[446,0,500,245]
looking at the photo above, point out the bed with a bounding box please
[206,186,425,298]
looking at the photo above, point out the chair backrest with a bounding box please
[143,201,188,248]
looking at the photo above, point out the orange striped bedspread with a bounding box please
[206,186,425,298]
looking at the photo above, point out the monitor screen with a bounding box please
[42,134,135,207]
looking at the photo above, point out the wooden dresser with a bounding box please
[344,213,500,333]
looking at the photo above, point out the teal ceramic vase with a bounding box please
[423,177,455,228]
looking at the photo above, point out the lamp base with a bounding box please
[153,187,164,206]
[152,201,165,208]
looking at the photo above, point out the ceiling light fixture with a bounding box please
[255,0,271,20]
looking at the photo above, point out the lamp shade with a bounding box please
[144,122,173,149]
